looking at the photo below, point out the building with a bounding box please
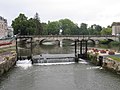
[8,26,14,37]
[112,22,120,35]
[0,16,8,39]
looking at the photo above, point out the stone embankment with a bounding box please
[103,57,120,72]
[87,48,120,73]
[0,51,16,76]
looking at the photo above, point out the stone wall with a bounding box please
[87,52,99,65]
[0,53,16,76]
[103,57,120,72]
[87,52,120,73]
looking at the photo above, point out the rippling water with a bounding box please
[0,59,120,90]
[0,44,120,90]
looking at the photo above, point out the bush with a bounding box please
[109,41,120,46]
[99,39,112,44]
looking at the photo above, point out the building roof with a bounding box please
[0,16,7,23]
[112,22,120,26]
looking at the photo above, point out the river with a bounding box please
[0,44,120,90]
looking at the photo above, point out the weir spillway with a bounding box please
[32,54,75,63]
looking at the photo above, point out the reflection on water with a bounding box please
[1,43,120,90]
[18,44,74,56]
[33,45,74,54]
[18,41,120,56]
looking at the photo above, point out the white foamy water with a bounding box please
[33,62,75,66]
[16,60,32,70]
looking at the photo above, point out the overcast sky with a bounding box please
[1,0,120,27]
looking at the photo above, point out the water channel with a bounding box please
[0,43,120,90]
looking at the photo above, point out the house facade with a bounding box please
[8,26,14,37]
[112,22,120,35]
[0,16,8,39]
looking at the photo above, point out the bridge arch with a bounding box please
[39,39,46,45]
[95,40,100,44]
[108,39,114,42]
[87,39,95,45]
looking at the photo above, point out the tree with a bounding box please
[12,13,44,35]
[79,23,88,35]
[12,13,28,35]
[101,27,112,35]
[41,23,48,35]
[34,13,43,35]
[27,18,36,35]
[88,24,102,35]
[47,21,60,35]
[59,19,79,35]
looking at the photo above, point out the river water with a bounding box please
[0,44,120,90]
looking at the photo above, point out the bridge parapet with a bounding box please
[19,35,119,43]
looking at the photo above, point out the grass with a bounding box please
[108,56,120,62]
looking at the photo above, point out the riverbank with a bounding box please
[0,40,16,76]
[87,48,120,73]
[0,51,17,76]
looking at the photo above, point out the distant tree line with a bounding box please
[12,13,112,35]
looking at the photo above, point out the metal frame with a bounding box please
[16,36,33,62]
[75,39,88,62]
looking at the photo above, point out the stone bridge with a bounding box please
[19,35,119,45]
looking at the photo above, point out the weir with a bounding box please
[32,54,75,63]
[16,36,75,64]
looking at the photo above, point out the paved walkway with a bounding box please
[0,41,16,63]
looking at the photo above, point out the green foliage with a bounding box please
[12,13,105,35]
[101,27,112,35]
[59,19,79,35]
[79,23,88,35]
[88,24,102,35]
[12,13,28,35]
[99,39,110,44]
[47,21,60,35]
[42,23,48,35]
[100,39,115,44]
[34,13,43,35]
[108,56,120,62]
[45,18,79,35]
[27,18,36,35]
[12,13,43,35]
[109,41,120,46]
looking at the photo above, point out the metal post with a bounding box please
[75,40,77,57]
[85,40,87,54]
[31,37,32,56]
[80,40,82,55]
[75,40,79,63]
[98,56,103,66]
[85,40,88,58]
[16,37,18,61]
[31,37,33,64]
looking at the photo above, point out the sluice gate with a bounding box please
[75,39,88,62]
[16,36,33,63]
